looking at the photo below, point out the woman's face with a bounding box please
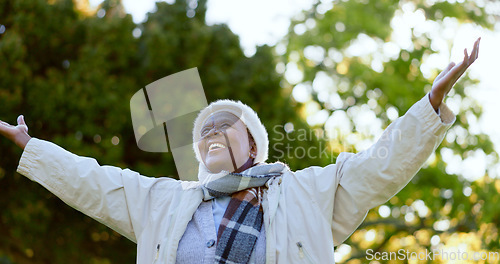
[197,111,254,173]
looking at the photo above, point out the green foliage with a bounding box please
[281,0,499,262]
[1,0,498,263]
[0,0,320,263]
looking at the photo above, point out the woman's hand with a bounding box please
[0,115,32,149]
[429,37,481,111]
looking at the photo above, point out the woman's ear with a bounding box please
[247,130,257,158]
[250,147,257,158]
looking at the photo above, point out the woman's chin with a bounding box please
[204,155,247,173]
[205,160,231,174]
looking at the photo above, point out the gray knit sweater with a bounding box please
[176,200,267,263]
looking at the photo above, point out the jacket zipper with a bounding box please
[296,242,316,264]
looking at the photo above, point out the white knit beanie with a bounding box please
[192,100,269,179]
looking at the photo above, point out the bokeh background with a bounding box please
[1,0,500,263]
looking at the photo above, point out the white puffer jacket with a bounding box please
[17,94,454,263]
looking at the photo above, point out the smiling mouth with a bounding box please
[209,143,226,151]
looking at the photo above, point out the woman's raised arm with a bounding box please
[0,115,32,149]
[429,37,480,110]
[306,37,480,245]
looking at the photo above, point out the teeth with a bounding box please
[209,143,226,151]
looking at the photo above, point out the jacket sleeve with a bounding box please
[311,94,455,246]
[16,138,178,243]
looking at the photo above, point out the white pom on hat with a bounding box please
[192,100,269,177]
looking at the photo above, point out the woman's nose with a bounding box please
[204,127,223,138]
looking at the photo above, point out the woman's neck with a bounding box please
[233,157,255,173]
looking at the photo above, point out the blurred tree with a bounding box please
[2,0,498,263]
[0,0,325,263]
[279,0,499,263]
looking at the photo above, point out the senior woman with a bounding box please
[0,38,480,263]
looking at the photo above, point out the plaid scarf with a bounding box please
[200,162,286,264]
